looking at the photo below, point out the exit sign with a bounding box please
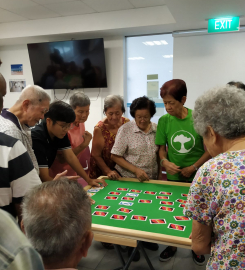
[208,17,240,33]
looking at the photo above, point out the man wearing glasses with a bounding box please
[31,100,106,187]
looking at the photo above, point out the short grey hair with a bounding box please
[103,95,125,114]
[69,92,90,109]
[17,85,51,105]
[22,178,91,264]
[193,85,245,139]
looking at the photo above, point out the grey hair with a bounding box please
[22,178,91,264]
[193,85,245,139]
[103,95,125,114]
[69,92,90,109]
[17,85,51,105]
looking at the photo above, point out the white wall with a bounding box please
[173,31,245,109]
[0,36,124,136]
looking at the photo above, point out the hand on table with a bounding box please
[189,233,192,239]
[88,178,108,187]
[89,196,95,205]
[107,170,120,180]
[164,161,181,175]
[135,168,149,182]
[180,166,196,178]
[82,131,92,148]
[53,170,79,181]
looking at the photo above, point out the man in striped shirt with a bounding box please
[0,72,41,221]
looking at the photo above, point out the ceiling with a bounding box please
[0,0,245,45]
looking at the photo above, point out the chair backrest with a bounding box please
[78,146,90,173]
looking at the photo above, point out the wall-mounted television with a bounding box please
[27,38,107,90]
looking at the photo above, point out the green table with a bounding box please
[86,177,192,249]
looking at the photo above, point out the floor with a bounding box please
[78,240,210,270]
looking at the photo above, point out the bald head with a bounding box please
[0,73,6,97]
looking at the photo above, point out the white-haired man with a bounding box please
[0,85,51,173]
[22,178,93,270]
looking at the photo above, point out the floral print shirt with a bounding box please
[184,151,245,270]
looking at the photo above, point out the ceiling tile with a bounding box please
[9,5,60,20]
[0,0,38,10]
[82,0,134,12]
[44,1,96,16]
[32,0,76,4]
[129,0,166,8]
[0,8,27,23]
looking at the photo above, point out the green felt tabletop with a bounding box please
[91,179,192,239]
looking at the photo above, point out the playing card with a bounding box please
[168,223,186,231]
[179,204,186,208]
[160,201,174,205]
[181,193,188,197]
[159,192,172,195]
[174,216,191,221]
[110,214,127,220]
[129,189,142,193]
[150,219,166,224]
[87,192,95,197]
[176,199,187,204]
[117,188,128,191]
[122,197,135,201]
[117,207,133,214]
[95,205,110,210]
[105,196,118,200]
[126,193,139,197]
[144,191,157,195]
[159,206,174,212]
[88,189,100,193]
[138,199,152,203]
[131,215,147,221]
[156,196,169,200]
[119,201,134,206]
[92,211,108,217]
[109,191,121,195]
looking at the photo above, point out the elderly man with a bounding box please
[0,85,50,173]
[22,178,93,270]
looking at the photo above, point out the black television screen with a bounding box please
[27,38,107,89]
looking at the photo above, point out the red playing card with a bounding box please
[110,214,126,220]
[159,192,172,195]
[118,208,133,214]
[130,189,141,193]
[92,211,108,217]
[131,215,147,221]
[179,204,186,208]
[168,223,186,231]
[105,196,118,200]
[174,216,190,221]
[156,196,169,200]
[122,197,135,201]
[138,199,152,203]
[117,188,128,191]
[160,201,174,205]
[176,199,187,203]
[181,194,188,197]
[95,205,110,210]
[144,191,156,195]
[159,206,174,212]
[150,219,166,224]
[109,192,121,195]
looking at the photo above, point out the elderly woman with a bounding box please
[89,95,129,180]
[111,96,161,181]
[184,86,245,270]
[155,79,211,264]
[49,92,92,186]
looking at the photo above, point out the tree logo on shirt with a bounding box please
[171,130,195,154]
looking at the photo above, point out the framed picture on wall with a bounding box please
[9,80,26,92]
[11,64,23,75]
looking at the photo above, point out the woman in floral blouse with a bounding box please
[184,85,245,270]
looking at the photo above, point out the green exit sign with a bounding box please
[208,17,240,33]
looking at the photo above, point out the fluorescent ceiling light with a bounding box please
[128,57,145,60]
[162,55,173,58]
[161,40,168,45]
[153,41,161,45]
[142,40,168,46]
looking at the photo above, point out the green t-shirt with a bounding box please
[155,108,205,182]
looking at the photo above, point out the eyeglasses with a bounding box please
[135,116,151,121]
[56,122,74,131]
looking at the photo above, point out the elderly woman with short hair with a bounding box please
[50,92,92,185]
[89,95,129,180]
[184,86,245,270]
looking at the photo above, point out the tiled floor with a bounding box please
[78,240,209,270]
